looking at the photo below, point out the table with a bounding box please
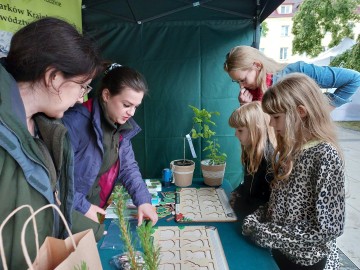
[97,179,279,270]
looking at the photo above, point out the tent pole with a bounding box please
[252,0,261,49]
[83,7,136,23]
[126,0,139,23]
[139,0,212,24]
[258,0,270,20]
[200,5,253,19]
[82,0,113,9]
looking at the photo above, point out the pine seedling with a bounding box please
[113,186,139,270]
[72,261,89,270]
[137,221,161,270]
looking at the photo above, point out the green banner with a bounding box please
[0,0,82,55]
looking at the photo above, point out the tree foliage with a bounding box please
[330,37,360,72]
[292,0,360,57]
[261,21,269,37]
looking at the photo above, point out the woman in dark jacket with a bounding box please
[62,64,158,226]
[0,17,102,269]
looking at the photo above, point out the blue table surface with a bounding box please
[97,179,279,270]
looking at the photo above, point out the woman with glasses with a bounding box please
[62,64,158,228]
[224,45,360,108]
[0,17,102,269]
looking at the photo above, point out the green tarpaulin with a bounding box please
[82,0,284,188]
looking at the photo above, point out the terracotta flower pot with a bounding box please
[201,159,226,186]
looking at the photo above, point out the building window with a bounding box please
[279,5,292,14]
[280,47,288,60]
[281,25,289,37]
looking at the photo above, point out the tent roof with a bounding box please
[82,0,284,25]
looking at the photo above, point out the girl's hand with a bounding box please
[85,204,107,223]
[238,89,253,105]
[137,203,158,226]
[242,214,259,236]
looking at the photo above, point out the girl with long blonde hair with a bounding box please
[243,73,345,270]
[228,102,276,220]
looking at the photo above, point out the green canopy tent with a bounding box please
[81,0,284,188]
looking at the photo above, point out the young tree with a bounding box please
[261,22,269,37]
[292,0,360,57]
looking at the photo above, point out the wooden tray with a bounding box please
[152,225,229,270]
[175,187,237,222]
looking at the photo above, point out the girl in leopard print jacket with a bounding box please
[228,102,276,222]
[243,73,345,270]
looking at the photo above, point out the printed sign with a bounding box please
[0,0,82,56]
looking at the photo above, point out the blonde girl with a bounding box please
[224,45,360,108]
[243,73,345,270]
[228,102,276,220]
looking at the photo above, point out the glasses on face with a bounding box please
[231,70,249,85]
[80,84,93,98]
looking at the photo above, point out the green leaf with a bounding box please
[189,106,227,164]
[72,261,89,270]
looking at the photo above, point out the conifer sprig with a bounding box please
[113,186,138,269]
[137,221,161,270]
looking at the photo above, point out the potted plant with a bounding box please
[170,136,195,187]
[111,186,160,270]
[189,105,227,186]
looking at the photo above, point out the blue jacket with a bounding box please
[273,61,360,107]
[62,98,152,214]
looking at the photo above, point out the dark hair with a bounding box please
[6,17,103,83]
[99,65,148,97]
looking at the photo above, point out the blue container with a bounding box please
[162,168,172,187]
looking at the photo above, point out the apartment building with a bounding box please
[259,0,359,63]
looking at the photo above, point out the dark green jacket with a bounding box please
[0,64,103,270]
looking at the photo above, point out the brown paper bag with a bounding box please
[21,204,103,270]
[0,205,39,270]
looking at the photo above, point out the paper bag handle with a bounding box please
[21,204,77,270]
[0,205,39,270]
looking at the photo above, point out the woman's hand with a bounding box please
[85,204,107,223]
[137,203,158,226]
[238,89,253,105]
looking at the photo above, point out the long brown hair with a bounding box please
[262,73,343,181]
[228,102,276,174]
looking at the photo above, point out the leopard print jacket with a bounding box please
[243,141,345,269]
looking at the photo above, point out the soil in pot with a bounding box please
[174,159,193,166]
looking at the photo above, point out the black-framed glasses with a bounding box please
[80,84,93,98]
[231,70,248,85]
[232,79,244,85]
